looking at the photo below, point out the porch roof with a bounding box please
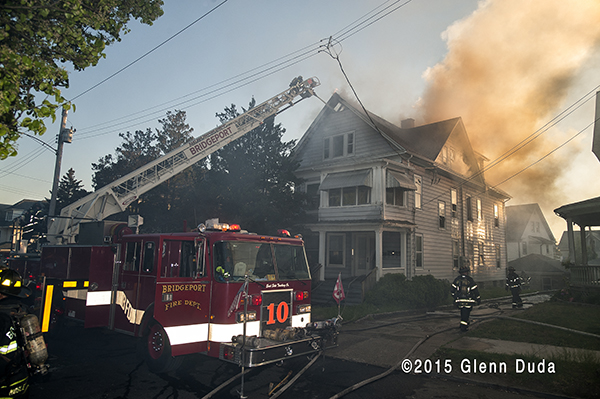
[554,196,600,227]
[387,170,417,190]
[319,169,372,191]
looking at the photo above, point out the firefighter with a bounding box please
[0,269,32,398]
[451,258,481,332]
[506,266,523,308]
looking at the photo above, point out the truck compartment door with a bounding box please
[85,246,118,328]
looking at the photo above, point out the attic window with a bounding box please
[323,132,355,160]
[334,102,344,112]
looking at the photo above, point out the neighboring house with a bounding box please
[507,253,568,291]
[293,93,510,288]
[0,199,40,256]
[505,204,556,261]
[553,93,600,288]
[557,230,600,265]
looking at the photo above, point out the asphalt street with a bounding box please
[28,296,568,399]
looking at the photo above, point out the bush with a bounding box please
[365,273,451,309]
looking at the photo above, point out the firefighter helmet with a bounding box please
[0,269,30,298]
[508,266,515,272]
[458,257,471,274]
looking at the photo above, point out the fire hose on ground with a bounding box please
[327,305,599,399]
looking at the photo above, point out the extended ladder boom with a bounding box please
[48,76,320,243]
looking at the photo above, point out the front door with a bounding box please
[353,233,374,276]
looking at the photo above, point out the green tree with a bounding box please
[138,110,198,232]
[91,110,199,232]
[200,99,307,234]
[0,0,164,159]
[55,167,90,211]
[91,128,159,189]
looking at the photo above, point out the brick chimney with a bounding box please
[401,118,415,129]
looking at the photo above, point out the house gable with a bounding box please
[293,93,401,172]
[506,204,556,243]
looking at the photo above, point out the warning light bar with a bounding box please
[198,219,242,233]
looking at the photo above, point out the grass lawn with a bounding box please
[434,300,600,398]
[433,347,600,399]
[470,301,600,350]
[313,290,600,398]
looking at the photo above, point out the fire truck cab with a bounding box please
[40,220,336,373]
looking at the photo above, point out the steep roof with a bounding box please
[508,253,566,274]
[506,203,556,242]
[295,93,483,177]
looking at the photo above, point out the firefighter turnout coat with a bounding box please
[451,274,481,308]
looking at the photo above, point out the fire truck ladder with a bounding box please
[48,76,320,243]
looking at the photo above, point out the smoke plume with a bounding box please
[418,0,600,220]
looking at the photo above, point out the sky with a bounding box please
[1,0,599,240]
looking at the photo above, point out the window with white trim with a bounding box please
[328,186,371,207]
[494,204,499,227]
[451,188,458,218]
[415,234,423,268]
[323,132,355,160]
[438,201,446,229]
[414,175,422,209]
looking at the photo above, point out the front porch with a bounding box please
[554,196,600,290]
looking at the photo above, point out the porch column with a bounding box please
[318,230,326,281]
[375,227,383,281]
[580,224,588,266]
[567,218,577,265]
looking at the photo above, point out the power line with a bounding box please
[491,120,594,190]
[418,86,599,211]
[72,0,413,139]
[67,0,230,103]
[76,44,323,139]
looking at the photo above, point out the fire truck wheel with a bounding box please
[143,321,182,373]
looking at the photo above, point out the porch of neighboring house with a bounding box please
[554,196,600,290]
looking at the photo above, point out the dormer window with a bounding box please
[323,132,354,160]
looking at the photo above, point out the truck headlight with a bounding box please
[297,304,311,314]
[236,310,257,323]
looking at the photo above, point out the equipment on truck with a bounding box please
[33,77,337,374]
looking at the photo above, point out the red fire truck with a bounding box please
[22,76,339,373]
[39,219,336,373]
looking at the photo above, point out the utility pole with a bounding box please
[48,107,73,219]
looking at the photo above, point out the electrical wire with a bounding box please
[76,46,323,139]
[67,0,230,103]
[419,87,600,210]
[490,119,594,190]
[75,41,323,136]
[71,0,414,140]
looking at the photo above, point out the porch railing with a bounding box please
[361,268,378,301]
[569,265,600,287]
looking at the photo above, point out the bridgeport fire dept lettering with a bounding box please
[162,284,207,312]
[162,283,207,294]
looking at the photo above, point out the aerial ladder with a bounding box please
[47,76,320,244]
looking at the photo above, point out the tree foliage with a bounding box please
[202,99,307,234]
[0,0,164,159]
[91,105,307,235]
[55,167,90,211]
[92,110,197,232]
